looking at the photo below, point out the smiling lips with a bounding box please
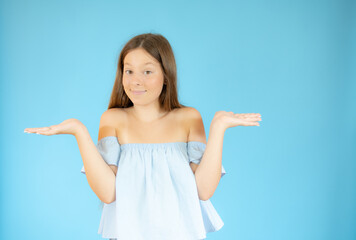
[131,90,147,95]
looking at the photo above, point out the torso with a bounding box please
[109,107,191,145]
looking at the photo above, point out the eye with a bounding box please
[144,71,152,75]
[125,70,132,74]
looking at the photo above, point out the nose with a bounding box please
[131,74,144,86]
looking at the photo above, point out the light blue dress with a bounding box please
[81,136,226,240]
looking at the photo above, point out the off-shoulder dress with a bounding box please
[81,136,226,240]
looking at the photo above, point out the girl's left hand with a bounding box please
[212,111,262,131]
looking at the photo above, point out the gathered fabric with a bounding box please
[81,136,226,240]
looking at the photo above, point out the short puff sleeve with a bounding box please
[187,141,226,177]
[81,136,121,174]
[188,141,226,232]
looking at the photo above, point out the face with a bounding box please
[122,48,165,107]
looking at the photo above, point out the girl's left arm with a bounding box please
[194,121,225,201]
[194,111,262,201]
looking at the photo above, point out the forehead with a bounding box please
[124,48,159,66]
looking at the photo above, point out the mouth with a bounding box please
[131,90,147,95]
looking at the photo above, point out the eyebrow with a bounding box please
[124,62,155,66]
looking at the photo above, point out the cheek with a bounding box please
[147,78,163,91]
[122,77,129,88]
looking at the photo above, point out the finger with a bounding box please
[236,113,261,117]
[36,131,54,136]
[35,131,54,136]
[242,113,261,117]
[24,130,47,135]
[244,119,261,125]
[240,122,260,127]
[247,113,261,119]
[234,114,261,121]
[236,114,261,119]
[252,121,260,125]
[234,113,248,118]
[245,117,262,121]
[24,128,37,132]
[25,127,55,135]
[36,127,56,135]
[24,128,43,133]
[24,127,48,132]
[32,128,50,134]
[248,113,261,117]
[24,130,35,134]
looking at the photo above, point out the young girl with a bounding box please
[24,33,262,240]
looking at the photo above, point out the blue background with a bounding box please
[1,0,355,239]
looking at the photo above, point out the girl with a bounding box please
[24,33,262,240]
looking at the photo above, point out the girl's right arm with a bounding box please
[24,118,116,204]
[75,125,116,204]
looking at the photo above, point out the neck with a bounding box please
[130,101,167,123]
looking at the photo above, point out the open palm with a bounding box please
[213,111,262,130]
[24,118,83,136]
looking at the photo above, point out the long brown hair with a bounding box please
[108,33,186,111]
[98,33,186,209]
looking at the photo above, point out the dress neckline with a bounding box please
[120,141,187,147]
[98,136,206,147]
[119,141,206,150]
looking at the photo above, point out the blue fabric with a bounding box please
[187,141,226,177]
[80,137,120,173]
[81,136,226,240]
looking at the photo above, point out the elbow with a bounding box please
[198,184,217,200]
[197,182,214,201]
[103,197,115,204]
[195,174,220,201]
[198,191,212,201]
[104,200,114,204]
[102,198,111,204]
[102,192,116,204]
[199,196,210,201]
[102,182,117,204]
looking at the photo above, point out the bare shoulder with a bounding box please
[98,108,127,140]
[102,107,126,118]
[176,106,206,143]
[99,108,126,125]
[174,106,203,122]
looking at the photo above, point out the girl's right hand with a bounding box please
[24,118,85,136]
